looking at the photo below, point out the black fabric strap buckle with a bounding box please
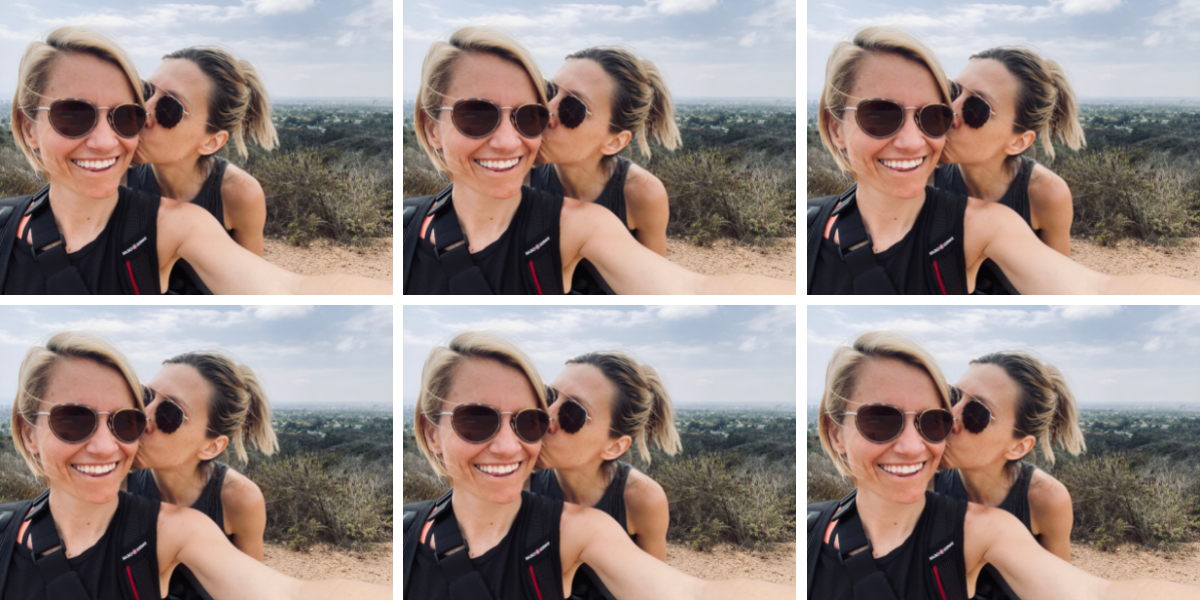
[429,195,494,295]
[428,494,496,600]
[830,495,902,600]
[22,191,91,295]
[23,491,94,600]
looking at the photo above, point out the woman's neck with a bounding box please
[449,488,523,558]
[552,157,611,203]
[449,184,522,253]
[851,487,927,557]
[957,460,1016,508]
[955,157,1017,203]
[853,182,926,252]
[550,460,612,508]
[46,488,120,558]
[44,183,120,253]
[150,461,210,508]
[150,157,209,203]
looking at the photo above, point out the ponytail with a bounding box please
[162,46,279,159]
[640,59,681,153]
[971,351,1085,465]
[1045,365,1085,458]
[237,58,279,154]
[970,46,1085,161]
[565,46,681,160]
[164,350,278,464]
[567,351,682,464]
[1044,60,1084,156]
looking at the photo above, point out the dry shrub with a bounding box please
[806,450,854,504]
[0,146,45,198]
[0,451,45,503]
[806,147,853,200]
[402,146,449,199]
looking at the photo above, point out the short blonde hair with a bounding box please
[12,26,145,174]
[414,331,548,479]
[818,331,952,479]
[12,332,145,478]
[818,26,951,173]
[414,26,548,176]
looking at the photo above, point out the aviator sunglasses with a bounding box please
[437,403,551,444]
[843,403,956,444]
[950,386,998,434]
[33,98,147,139]
[843,98,955,139]
[545,387,594,434]
[545,80,593,129]
[949,81,998,130]
[437,98,550,139]
[142,80,191,129]
[35,404,147,444]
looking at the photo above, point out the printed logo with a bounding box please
[122,236,148,256]
[525,236,551,256]
[122,541,148,561]
[928,541,954,561]
[928,236,955,256]
[525,541,551,561]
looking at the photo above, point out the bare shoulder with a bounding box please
[220,466,266,516]
[623,163,667,208]
[623,467,668,517]
[220,162,266,208]
[1028,163,1071,207]
[1027,467,1072,515]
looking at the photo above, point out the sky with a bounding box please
[0,305,393,409]
[402,305,796,411]
[0,0,392,98]
[807,0,1200,99]
[402,0,797,99]
[806,305,1200,408]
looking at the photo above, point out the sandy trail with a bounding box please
[1072,542,1200,586]
[1071,237,1200,280]
[666,236,797,281]
[667,542,796,585]
[263,542,392,585]
[262,236,392,280]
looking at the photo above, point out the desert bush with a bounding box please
[0,145,45,198]
[806,450,854,504]
[401,446,451,504]
[806,147,853,200]
[403,146,449,198]
[0,451,46,504]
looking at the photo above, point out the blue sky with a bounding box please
[403,0,797,99]
[0,0,392,98]
[807,305,1200,408]
[807,0,1200,99]
[0,306,393,408]
[403,305,796,409]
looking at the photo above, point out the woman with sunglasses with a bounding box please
[125,46,276,294]
[4,331,389,600]
[932,351,1083,600]
[406,26,791,295]
[2,26,388,294]
[809,330,1200,599]
[407,331,791,599]
[529,351,681,599]
[126,351,277,600]
[933,47,1083,294]
[809,26,1200,294]
[527,47,679,294]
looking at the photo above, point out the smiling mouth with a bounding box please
[72,462,119,477]
[476,158,521,172]
[879,462,925,477]
[880,157,925,172]
[72,158,118,172]
[475,462,521,477]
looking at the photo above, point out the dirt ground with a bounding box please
[262,236,392,280]
[263,542,393,585]
[666,542,796,585]
[1071,237,1200,280]
[666,236,797,281]
[1073,542,1200,586]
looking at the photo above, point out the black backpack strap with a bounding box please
[829,194,898,295]
[23,187,91,295]
[0,498,37,597]
[806,491,855,598]
[402,192,441,294]
[115,187,161,296]
[922,493,969,600]
[519,187,563,296]
[402,496,441,599]
[519,493,562,600]
[426,188,495,295]
[827,493,902,600]
[114,493,160,600]
[923,187,969,295]
[426,492,496,600]
[0,193,38,293]
[806,186,854,294]
[23,489,95,600]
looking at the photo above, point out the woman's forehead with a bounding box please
[849,358,942,409]
[45,52,135,104]
[447,358,539,409]
[45,358,136,408]
[446,52,539,105]
[553,58,613,110]
[850,52,943,105]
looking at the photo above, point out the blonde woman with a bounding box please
[127,351,278,600]
[127,46,277,294]
[403,332,792,599]
[1,331,389,599]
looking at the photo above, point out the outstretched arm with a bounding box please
[222,164,267,257]
[625,165,669,257]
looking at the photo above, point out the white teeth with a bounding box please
[476,463,520,475]
[476,158,520,170]
[73,462,118,475]
[881,463,924,475]
[73,158,117,171]
[881,157,924,170]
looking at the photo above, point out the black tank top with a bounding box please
[935,461,1037,600]
[810,491,968,600]
[530,157,632,295]
[2,492,156,600]
[407,187,563,295]
[126,462,232,600]
[808,186,969,294]
[935,157,1035,295]
[408,491,563,600]
[3,186,159,295]
[127,157,230,295]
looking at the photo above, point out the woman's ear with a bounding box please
[601,130,632,157]
[422,111,444,151]
[20,114,39,152]
[20,415,40,458]
[1006,130,1036,156]
[1005,434,1037,462]
[198,434,230,461]
[198,130,230,157]
[826,111,847,151]
[826,415,847,455]
[600,434,632,462]
[423,415,444,456]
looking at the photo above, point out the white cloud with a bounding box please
[1151,0,1200,26]
[654,0,719,15]
[1052,305,1121,320]
[740,31,765,47]
[336,337,364,352]
[649,305,718,320]
[249,305,315,320]
[1054,0,1122,15]
[251,0,315,15]
[739,336,763,352]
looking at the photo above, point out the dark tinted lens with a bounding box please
[49,405,98,443]
[854,404,905,443]
[558,400,588,434]
[156,400,185,434]
[918,409,955,443]
[451,100,501,138]
[452,404,501,443]
[918,105,954,138]
[854,100,905,138]
[156,95,185,129]
[962,96,991,129]
[111,104,147,138]
[558,95,588,129]
[514,409,550,443]
[48,100,98,138]
[111,409,147,443]
[962,400,992,434]
[514,104,550,137]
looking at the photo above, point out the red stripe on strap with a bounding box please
[126,566,141,600]
[125,261,140,295]
[933,565,947,600]
[932,261,947,295]
[528,261,544,295]
[529,565,544,600]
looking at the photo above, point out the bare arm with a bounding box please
[222,469,267,562]
[1028,469,1072,562]
[625,469,669,562]
[625,165,669,257]
[161,504,390,600]
[222,164,267,257]
[1028,164,1072,257]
